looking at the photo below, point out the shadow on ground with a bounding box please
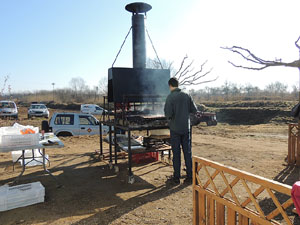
[0,152,185,225]
[256,165,300,224]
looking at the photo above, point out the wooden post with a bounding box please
[297,124,300,166]
[193,189,199,225]
[291,135,296,164]
[199,193,206,225]
[207,197,215,225]
[288,124,292,164]
[227,208,236,225]
[238,214,249,225]
[216,203,225,225]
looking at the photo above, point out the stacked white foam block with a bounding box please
[0,123,39,148]
[0,182,45,212]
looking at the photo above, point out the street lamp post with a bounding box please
[51,83,55,102]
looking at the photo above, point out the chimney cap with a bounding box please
[125,2,152,14]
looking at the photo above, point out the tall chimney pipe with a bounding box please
[126,2,152,68]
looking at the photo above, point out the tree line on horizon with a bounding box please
[190,81,298,102]
[1,76,298,104]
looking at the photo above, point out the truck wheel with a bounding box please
[41,120,49,132]
[57,132,72,137]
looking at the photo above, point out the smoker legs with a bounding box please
[99,121,104,161]
[108,125,113,169]
[114,129,119,173]
[127,130,135,183]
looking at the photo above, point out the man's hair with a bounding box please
[168,77,179,87]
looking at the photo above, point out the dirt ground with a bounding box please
[0,107,299,224]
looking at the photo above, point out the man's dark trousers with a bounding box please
[170,130,192,179]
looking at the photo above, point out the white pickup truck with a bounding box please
[42,112,110,137]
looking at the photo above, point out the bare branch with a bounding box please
[227,61,270,70]
[181,76,218,86]
[173,56,215,86]
[295,35,300,50]
[1,75,9,96]
[177,60,194,80]
[222,45,300,70]
[173,55,188,77]
[180,66,211,84]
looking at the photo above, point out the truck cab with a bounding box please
[47,112,109,136]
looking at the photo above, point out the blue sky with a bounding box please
[1,0,300,93]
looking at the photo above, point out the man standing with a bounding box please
[164,77,198,185]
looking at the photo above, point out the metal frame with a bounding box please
[99,95,172,183]
[12,149,50,171]
[13,148,61,187]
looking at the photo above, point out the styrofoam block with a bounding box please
[0,182,45,212]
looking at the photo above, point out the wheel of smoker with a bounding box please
[128,175,135,184]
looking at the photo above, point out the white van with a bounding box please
[80,104,106,115]
[45,112,110,136]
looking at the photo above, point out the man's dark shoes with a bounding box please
[167,177,180,186]
[184,177,192,185]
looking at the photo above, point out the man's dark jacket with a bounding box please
[164,88,198,133]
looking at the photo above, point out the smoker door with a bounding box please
[108,67,170,103]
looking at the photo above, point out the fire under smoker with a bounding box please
[100,2,172,184]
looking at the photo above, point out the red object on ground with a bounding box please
[132,152,159,164]
[291,181,300,215]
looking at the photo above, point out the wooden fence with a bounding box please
[193,156,294,225]
[288,123,300,165]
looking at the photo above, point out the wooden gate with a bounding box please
[288,123,300,165]
[193,156,294,225]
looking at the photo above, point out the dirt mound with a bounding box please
[215,108,295,125]
[200,101,298,125]
[203,100,296,109]
[46,102,81,110]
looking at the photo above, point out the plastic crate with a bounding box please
[132,152,159,164]
[0,133,39,148]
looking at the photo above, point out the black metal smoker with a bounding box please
[99,2,171,184]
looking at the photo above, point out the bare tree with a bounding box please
[69,77,88,101]
[147,56,218,86]
[69,77,87,92]
[146,58,176,75]
[98,77,108,96]
[222,36,300,70]
[0,75,9,99]
[173,55,217,86]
